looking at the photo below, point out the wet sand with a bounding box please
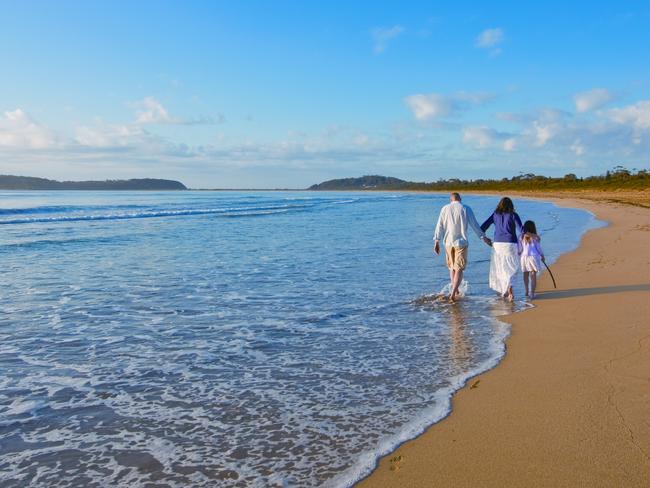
[358,194,650,487]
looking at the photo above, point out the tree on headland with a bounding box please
[309,167,649,192]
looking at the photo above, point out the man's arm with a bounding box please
[433,208,445,241]
[467,207,491,246]
[433,208,445,254]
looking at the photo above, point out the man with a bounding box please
[433,192,492,302]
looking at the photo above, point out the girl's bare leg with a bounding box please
[523,271,530,297]
[530,271,537,299]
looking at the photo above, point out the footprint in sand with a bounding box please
[389,455,404,471]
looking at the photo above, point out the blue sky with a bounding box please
[1,1,649,188]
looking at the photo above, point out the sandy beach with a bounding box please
[359,193,650,487]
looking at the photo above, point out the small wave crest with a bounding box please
[0,198,362,225]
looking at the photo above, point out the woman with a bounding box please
[481,197,523,301]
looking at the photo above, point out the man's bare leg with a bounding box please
[449,269,463,302]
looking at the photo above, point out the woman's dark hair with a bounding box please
[495,197,514,214]
[523,220,537,234]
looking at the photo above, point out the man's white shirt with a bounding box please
[433,201,485,248]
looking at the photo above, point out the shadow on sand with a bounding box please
[537,283,650,300]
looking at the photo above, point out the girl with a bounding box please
[481,197,523,301]
[520,220,545,299]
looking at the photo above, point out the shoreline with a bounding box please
[357,194,650,487]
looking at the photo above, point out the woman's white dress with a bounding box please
[489,242,519,295]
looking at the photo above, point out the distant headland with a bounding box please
[308,175,408,190]
[0,175,187,190]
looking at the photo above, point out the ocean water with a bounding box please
[0,191,598,487]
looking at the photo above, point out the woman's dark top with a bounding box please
[480,212,523,243]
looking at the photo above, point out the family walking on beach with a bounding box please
[433,193,545,302]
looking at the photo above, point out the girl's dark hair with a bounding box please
[523,220,537,234]
[495,197,514,214]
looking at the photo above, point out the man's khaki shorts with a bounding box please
[445,246,468,271]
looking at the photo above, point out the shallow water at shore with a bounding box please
[0,191,597,487]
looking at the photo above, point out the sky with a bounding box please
[1,1,649,188]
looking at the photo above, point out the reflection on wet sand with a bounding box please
[444,303,473,374]
[417,297,518,377]
[488,297,518,317]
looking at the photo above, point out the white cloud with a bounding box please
[476,28,504,56]
[570,139,585,155]
[371,25,404,54]
[404,91,492,121]
[607,100,650,130]
[503,138,517,151]
[532,121,555,146]
[75,123,146,148]
[461,126,516,151]
[471,101,650,164]
[134,96,173,124]
[132,96,219,125]
[404,94,453,120]
[574,88,613,113]
[353,133,370,146]
[476,28,504,47]
[462,126,495,148]
[0,108,57,149]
